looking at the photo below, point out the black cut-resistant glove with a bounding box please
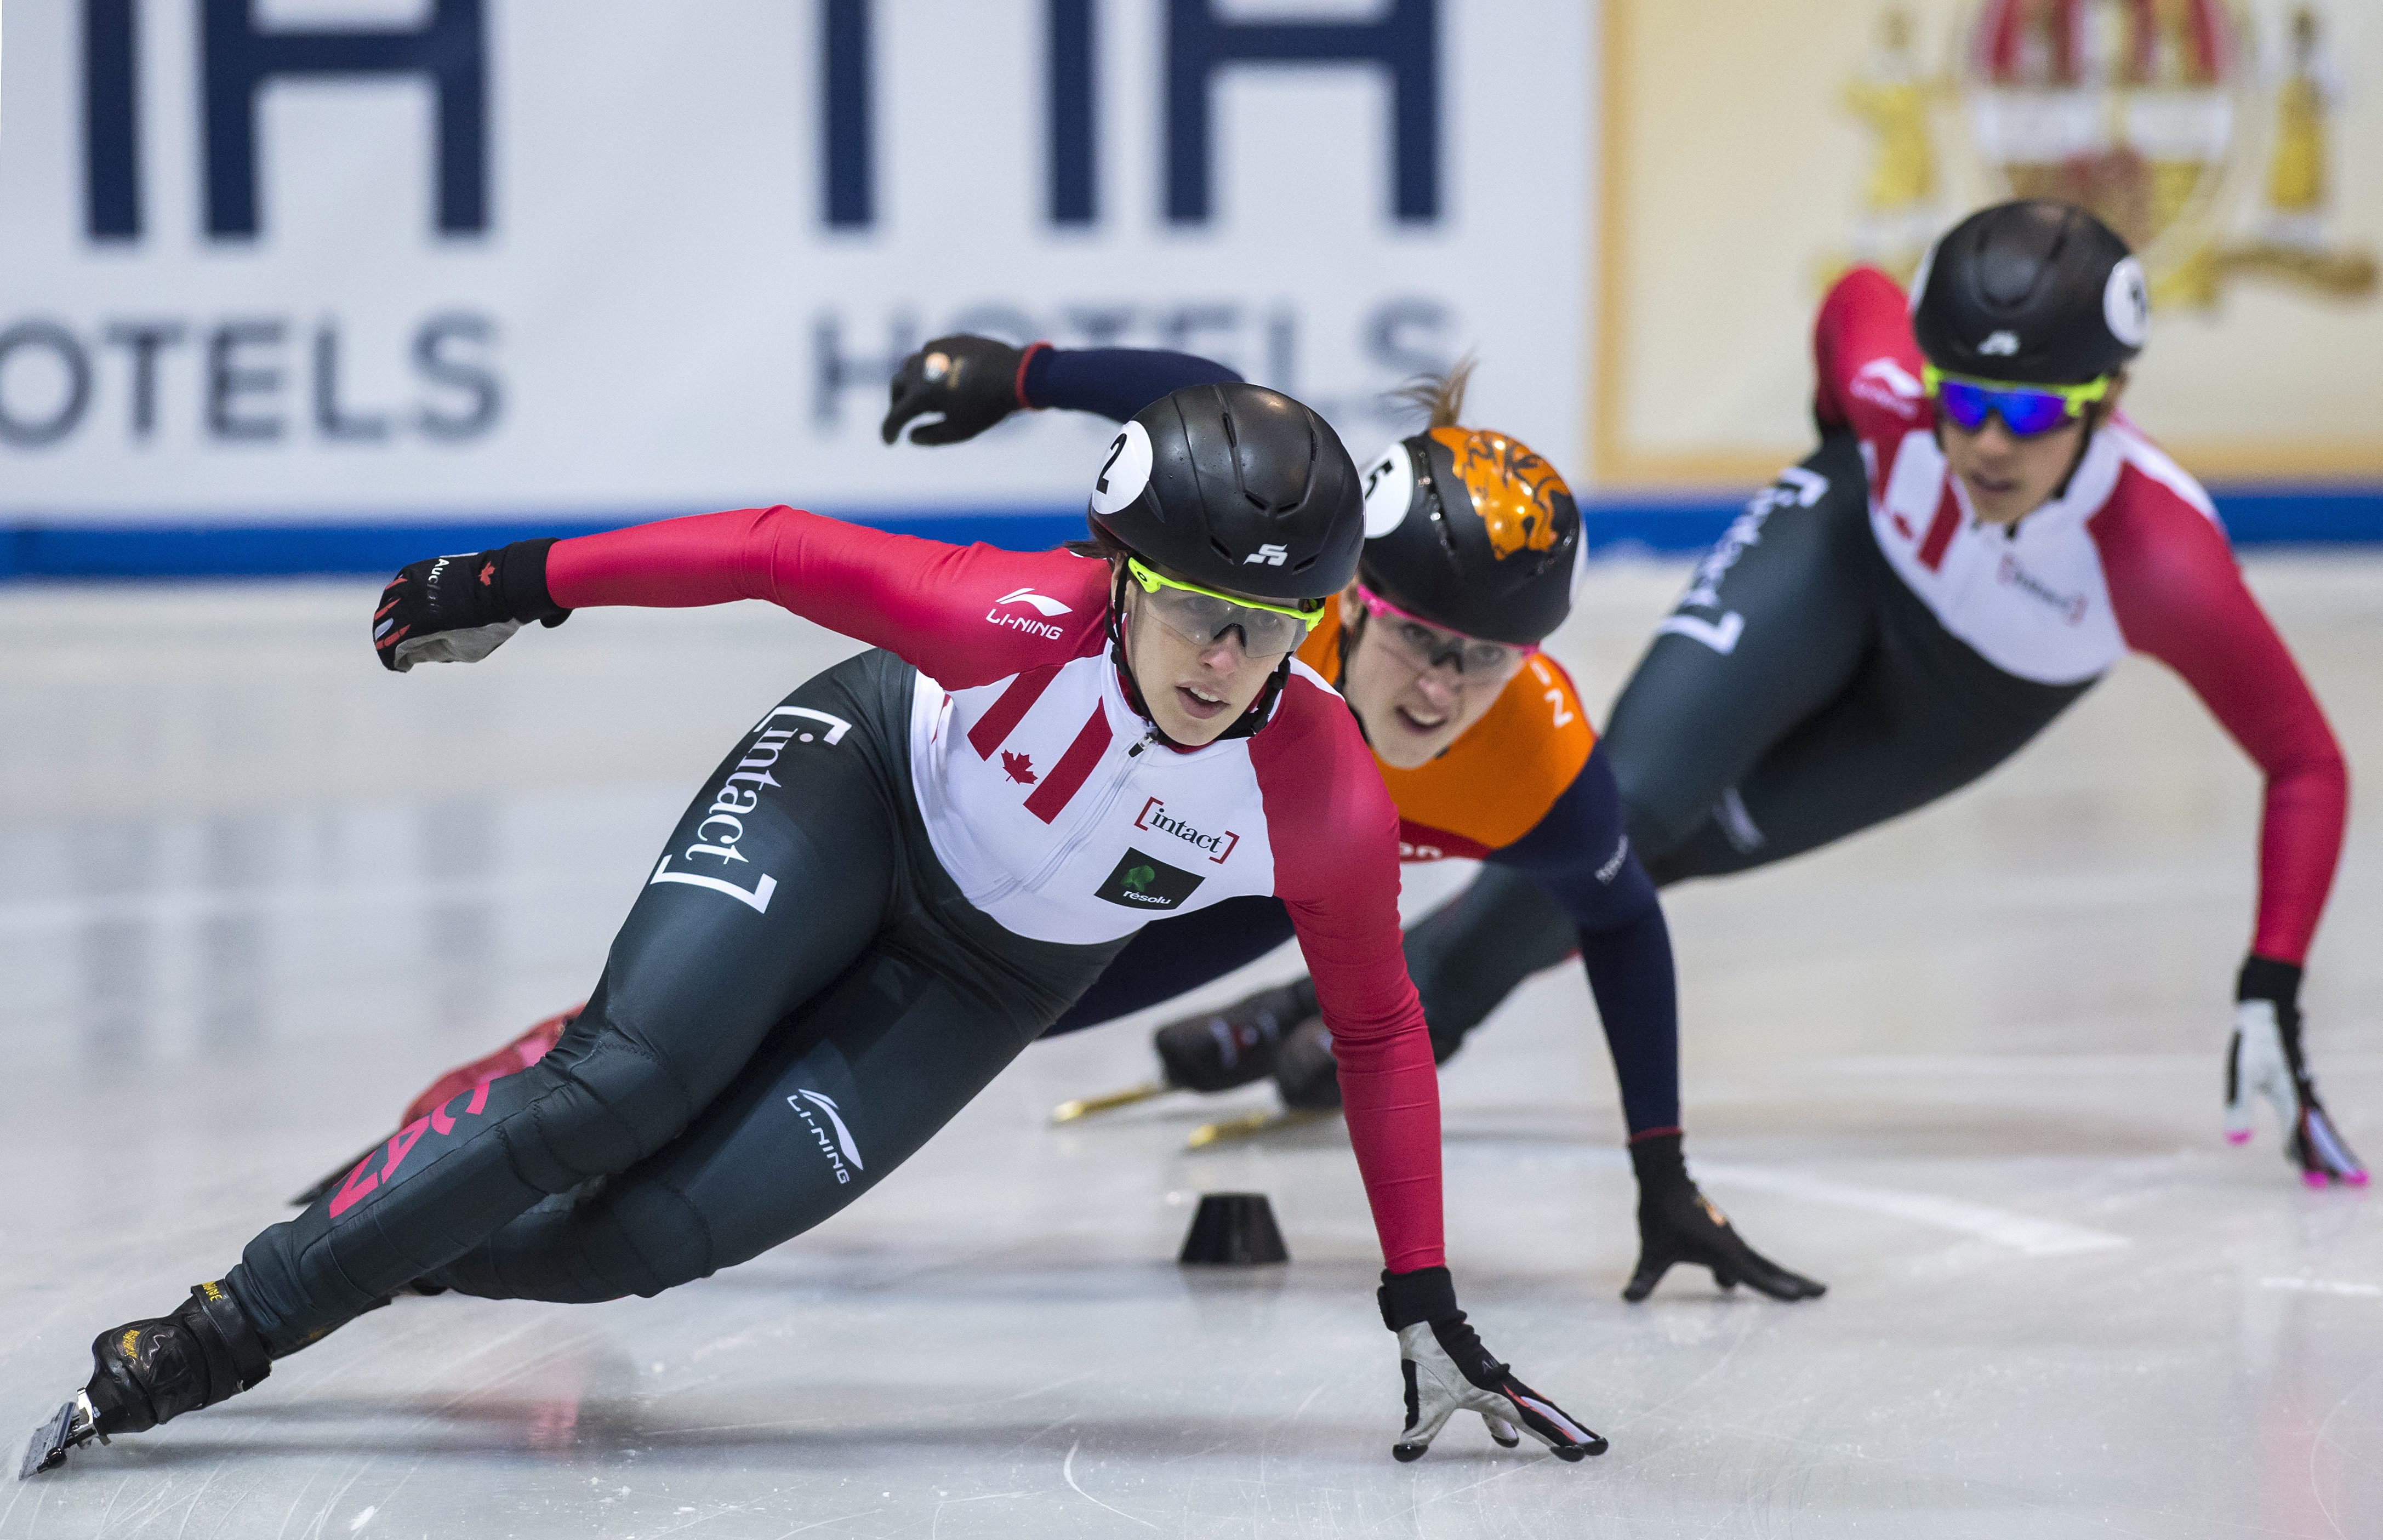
[1622,1133,1827,1303]
[373,539,568,672]
[880,334,1037,447]
[1378,1266,1606,1464]
[2227,956,2367,1187]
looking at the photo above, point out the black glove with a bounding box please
[1378,1266,1604,1463]
[1623,1133,1826,1302]
[372,539,568,673]
[2227,956,2366,1187]
[880,334,1036,447]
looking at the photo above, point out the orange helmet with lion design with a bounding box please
[1354,421,1582,646]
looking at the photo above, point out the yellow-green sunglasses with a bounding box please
[1125,556,1325,659]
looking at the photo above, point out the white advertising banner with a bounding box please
[0,0,1592,531]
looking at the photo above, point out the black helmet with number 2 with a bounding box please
[1086,384,1364,606]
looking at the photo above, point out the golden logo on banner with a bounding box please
[1839,1,2375,306]
[1593,0,2382,486]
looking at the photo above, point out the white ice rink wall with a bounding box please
[1,1,2378,577]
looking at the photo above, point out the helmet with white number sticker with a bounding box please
[1911,200,2146,385]
[1354,425,1581,647]
[1086,384,1364,604]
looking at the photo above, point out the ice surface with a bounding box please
[2,560,2378,1537]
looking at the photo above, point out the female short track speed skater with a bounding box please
[376,338,1829,1308]
[21,384,1604,1479]
[1332,198,2364,1189]
[891,336,1821,1304]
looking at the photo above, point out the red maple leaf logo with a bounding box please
[478,561,496,586]
[1001,751,1037,785]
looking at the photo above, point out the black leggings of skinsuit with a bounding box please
[1382,431,2097,1043]
[229,652,1120,1357]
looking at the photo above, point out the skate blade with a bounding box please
[1050,1082,1168,1125]
[290,1136,388,1207]
[1186,1108,1335,1149]
[20,1394,95,1480]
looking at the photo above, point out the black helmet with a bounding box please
[1353,426,1581,646]
[1087,383,1362,604]
[1911,199,2146,385]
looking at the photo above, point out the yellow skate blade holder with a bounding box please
[1050,1082,1168,1125]
[1186,1108,1335,1150]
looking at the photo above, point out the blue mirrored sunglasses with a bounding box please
[1923,365,2111,438]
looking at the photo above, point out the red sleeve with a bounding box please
[2091,467,2349,963]
[1251,674,1444,1273]
[1812,266,1932,459]
[545,507,1110,689]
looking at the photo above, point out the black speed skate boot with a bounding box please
[1154,978,1317,1094]
[21,1281,271,1478]
[1050,979,1318,1123]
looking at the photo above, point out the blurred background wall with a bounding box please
[0,0,2374,578]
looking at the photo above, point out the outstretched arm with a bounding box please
[2093,469,2361,1186]
[2095,486,2347,965]
[1488,748,1677,1138]
[1489,750,1828,1302]
[1024,345,1244,422]
[882,334,1245,445]
[1251,681,1445,1275]
[376,508,1110,691]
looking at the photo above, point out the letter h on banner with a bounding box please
[82,0,489,241]
[1166,0,1438,224]
[823,0,1436,232]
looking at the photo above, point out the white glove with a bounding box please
[2226,958,2365,1188]
[1378,1267,1605,1463]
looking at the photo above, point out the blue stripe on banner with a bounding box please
[1572,485,2383,558]
[2,486,2379,580]
[0,509,1092,581]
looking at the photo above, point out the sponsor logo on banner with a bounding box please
[1093,847,1205,911]
[1,2,1601,528]
[1831,1,2374,311]
[1134,796,1240,863]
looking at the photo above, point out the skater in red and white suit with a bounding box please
[1401,199,2363,1186]
[22,384,1603,1478]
